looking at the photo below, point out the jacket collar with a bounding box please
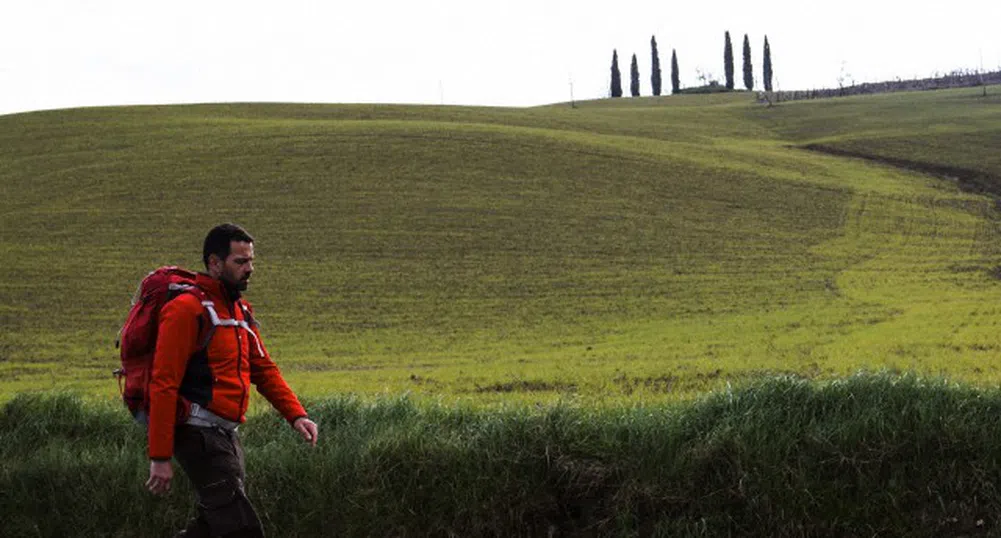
[195,272,242,303]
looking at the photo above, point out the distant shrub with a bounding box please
[678,82,734,95]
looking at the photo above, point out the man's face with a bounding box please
[217,241,255,291]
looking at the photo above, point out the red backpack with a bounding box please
[114,266,208,423]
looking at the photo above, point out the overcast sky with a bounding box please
[2,1,999,115]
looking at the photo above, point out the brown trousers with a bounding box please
[173,424,265,538]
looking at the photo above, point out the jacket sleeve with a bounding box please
[148,294,201,460]
[245,303,308,424]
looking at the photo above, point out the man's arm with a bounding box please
[245,304,318,445]
[146,294,201,492]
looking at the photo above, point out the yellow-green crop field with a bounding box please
[2,87,1001,406]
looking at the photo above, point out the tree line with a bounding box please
[610,32,773,97]
[764,68,1001,104]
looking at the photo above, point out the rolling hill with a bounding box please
[2,87,1000,403]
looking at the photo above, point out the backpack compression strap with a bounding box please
[199,300,266,357]
[114,281,198,350]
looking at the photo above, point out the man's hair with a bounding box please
[203,223,255,269]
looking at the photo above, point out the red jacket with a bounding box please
[148,273,307,460]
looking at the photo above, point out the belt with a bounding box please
[186,403,240,431]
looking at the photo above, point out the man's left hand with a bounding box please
[293,417,319,447]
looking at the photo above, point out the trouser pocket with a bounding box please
[197,478,263,536]
[175,426,263,537]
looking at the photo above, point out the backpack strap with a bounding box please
[239,301,259,328]
[169,286,215,352]
[238,301,265,357]
[195,297,266,357]
[114,276,150,350]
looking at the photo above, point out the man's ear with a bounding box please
[208,254,223,274]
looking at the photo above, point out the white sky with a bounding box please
[1,0,999,115]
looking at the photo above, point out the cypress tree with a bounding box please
[630,53,640,97]
[650,36,662,96]
[742,34,753,91]
[610,49,623,98]
[763,36,773,92]
[724,31,734,90]
[671,49,680,94]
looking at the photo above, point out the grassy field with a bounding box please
[746,89,1001,186]
[6,374,1001,537]
[6,88,1001,537]
[2,87,1001,405]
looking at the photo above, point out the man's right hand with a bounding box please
[146,459,173,495]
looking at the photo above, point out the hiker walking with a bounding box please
[143,223,318,537]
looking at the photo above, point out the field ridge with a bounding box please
[803,142,1001,198]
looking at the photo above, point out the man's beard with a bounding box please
[223,274,250,292]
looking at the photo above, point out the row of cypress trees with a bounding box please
[611,33,773,98]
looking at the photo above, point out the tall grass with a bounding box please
[4,372,1001,537]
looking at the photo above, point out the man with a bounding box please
[145,223,319,538]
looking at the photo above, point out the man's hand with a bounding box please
[146,460,173,495]
[293,417,319,447]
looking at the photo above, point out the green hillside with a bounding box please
[2,87,1000,403]
[746,89,1001,191]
